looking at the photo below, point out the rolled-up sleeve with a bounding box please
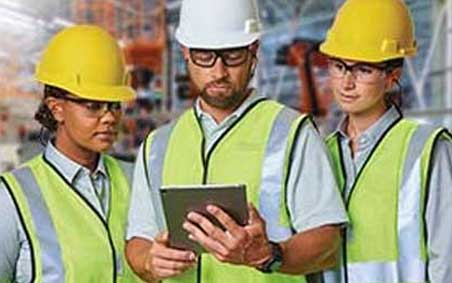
[126,143,165,241]
[286,121,348,233]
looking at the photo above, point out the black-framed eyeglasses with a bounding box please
[60,95,122,118]
[189,46,251,68]
[327,58,390,83]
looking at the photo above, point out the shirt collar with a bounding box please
[336,106,402,145]
[44,142,107,183]
[194,89,264,125]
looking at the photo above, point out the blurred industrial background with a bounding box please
[0,0,451,171]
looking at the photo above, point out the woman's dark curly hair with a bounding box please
[34,85,68,143]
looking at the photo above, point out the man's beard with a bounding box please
[199,87,245,110]
[197,74,254,110]
[187,62,254,110]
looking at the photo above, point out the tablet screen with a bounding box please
[160,184,248,253]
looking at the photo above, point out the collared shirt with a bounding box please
[45,142,110,216]
[333,106,452,283]
[195,91,263,151]
[126,92,348,242]
[336,106,402,198]
[0,143,111,282]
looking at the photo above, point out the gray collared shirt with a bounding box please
[126,93,348,242]
[0,143,111,283]
[334,106,452,283]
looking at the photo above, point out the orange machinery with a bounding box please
[73,0,166,75]
[276,38,333,116]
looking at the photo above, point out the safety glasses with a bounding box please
[327,58,390,83]
[189,46,250,68]
[60,95,122,118]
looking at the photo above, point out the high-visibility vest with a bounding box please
[1,155,141,283]
[144,99,309,283]
[324,118,451,283]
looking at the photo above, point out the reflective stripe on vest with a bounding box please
[12,166,65,283]
[146,104,308,283]
[259,107,300,241]
[325,123,440,283]
[2,156,139,283]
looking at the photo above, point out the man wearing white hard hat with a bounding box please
[124,0,348,282]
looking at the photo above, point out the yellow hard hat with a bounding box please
[35,25,135,102]
[320,0,417,62]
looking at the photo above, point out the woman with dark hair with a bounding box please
[0,25,140,282]
[320,0,452,282]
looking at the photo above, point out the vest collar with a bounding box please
[336,105,402,148]
[44,142,107,184]
[194,89,265,125]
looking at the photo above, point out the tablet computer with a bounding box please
[160,184,248,254]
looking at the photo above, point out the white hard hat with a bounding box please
[175,0,261,49]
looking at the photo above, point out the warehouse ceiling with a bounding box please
[0,0,448,121]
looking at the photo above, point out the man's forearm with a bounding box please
[125,237,158,283]
[279,224,341,274]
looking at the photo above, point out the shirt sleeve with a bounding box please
[286,120,348,233]
[126,143,166,241]
[425,136,452,282]
[0,181,21,282]
[117,160,134,186]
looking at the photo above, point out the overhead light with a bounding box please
[0,6,35,24]
[51,17,74,28]
[0,0,22,10]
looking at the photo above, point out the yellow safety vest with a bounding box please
[145,99,309,283]
[1,155,141,283]
[325,118,451,283]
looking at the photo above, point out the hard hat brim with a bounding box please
[36,74,136,102]
[319,42,416,63]
[175,28,260,49]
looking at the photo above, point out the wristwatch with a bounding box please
[257,241,283,273]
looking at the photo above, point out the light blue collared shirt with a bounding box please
[337,106,402,198]
[0,142,113,283]
[126,92,348,242]
[334,106,452,283]
[195,92,264,151]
